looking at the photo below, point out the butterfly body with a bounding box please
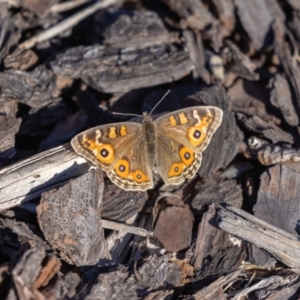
[142,114,157,169]
[71,106,223,191]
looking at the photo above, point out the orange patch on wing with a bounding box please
[169,116,177,127]
[120,126,127,136]
[108,127,117,138]
[96,143,115,164]
[179,146,195,167]
[187,125,207,146]
[168,162,185,178]
[178,113,188,124]
[81,137,115,164]
[128,170,149,183]
[114,159,130,178]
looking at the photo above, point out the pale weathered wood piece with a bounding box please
[245,137,300,166]
[217,205,300,272]
[233,274,300,299]
[250,164,300,265]
[102,219,150,237]
[186,269,242,300]
[0,143,89,211]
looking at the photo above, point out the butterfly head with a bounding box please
[142,111,153,123]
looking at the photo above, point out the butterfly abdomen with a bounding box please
[143,121,157,169]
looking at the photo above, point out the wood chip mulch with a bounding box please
[1,0,300,299]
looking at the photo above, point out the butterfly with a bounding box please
[71,106,223,191]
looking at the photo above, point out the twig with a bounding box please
[50,0,92,13]
[102,219,151,237]
[18,0,121,50]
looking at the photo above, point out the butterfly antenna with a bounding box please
[112,112,143,118]
[149,90,170,116]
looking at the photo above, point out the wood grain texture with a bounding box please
[217,205,300,271]
[0,144,89,210]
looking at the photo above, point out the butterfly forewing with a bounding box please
[154,106,222,185]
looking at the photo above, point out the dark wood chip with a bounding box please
[228,79,280,123]
[200,109,242,177]
[20,0,58,16]
[265,0,286,22]
[12,246,47,286]
[0,67,59,109]
[0,218,49,250]
[0,113,21,162]
[285,0,300,10]
[269,74,299,126]
[209,0,236,36]
[9,246,62,299]
[221,40,259,81]
[0,4,21,61]
[153,204,194,252]
[37,168,111,265]
[254,275,300,300]
[97,10,178,49]
[288,11,300,43]
[236,112,294,144]
[102,181,147,222]
[273,20,300,118]
[38,110,88,152]
[5,245,81,299]
[33,254,61,289]
[17,100,73,143]
[193,205,245,275]
[76,257,182,299]
[183,30,210,83]
[191,177,243,213]
[233,0,274,50]
[3,49,39,70]
[161,0,217,31]
[51,44,194,93]
[41,271,81,299]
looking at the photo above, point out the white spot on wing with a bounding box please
[95,130,101,145]
[193,110,201,125]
